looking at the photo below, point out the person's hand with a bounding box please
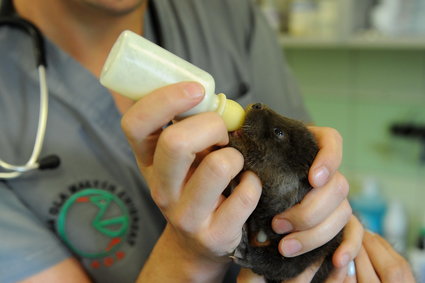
[122,82,262,281]
[237,215,363,283]
[355,230,415,283]
[271,126,360,269]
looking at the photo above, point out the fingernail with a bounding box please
[347,260,356,277]
[339,253,350,267]
[183,82,205,99]
[272,218,293,234]
[281,239,302,256]
[313,166,329,187]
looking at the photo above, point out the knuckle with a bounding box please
[159,128,190,157]
[335,173,349,198]
[327,127,343,143]
[342,202,353,224]
[237,187,259,211]
[150,189,169,211]
[120,115,135,140]
[345,202,353,218]
[383,262,408,282]
[299,209,317,228]
[203,151,235,179]
[120,115,129,132]
[349,215,364,235]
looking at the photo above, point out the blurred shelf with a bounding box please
[280,34,425,50]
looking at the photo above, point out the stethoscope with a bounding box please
[0,0,164,179]
[0,0,60,179]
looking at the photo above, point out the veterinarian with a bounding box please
[0,0,413,282]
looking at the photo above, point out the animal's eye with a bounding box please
[273,127,284,139]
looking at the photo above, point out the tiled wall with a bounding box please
[284,48,425,247]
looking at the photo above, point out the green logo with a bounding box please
[57,189,130,258]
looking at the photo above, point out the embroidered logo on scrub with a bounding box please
[48,180,139,269]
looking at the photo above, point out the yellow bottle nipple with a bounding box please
[215,93,246,131]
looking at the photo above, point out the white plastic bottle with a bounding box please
[383,199,407,254]
[371,0,404,36]
[288,0,317,37]
[317,0,339,38]
[100,30,245,131]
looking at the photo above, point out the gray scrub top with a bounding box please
[0,0,310,282]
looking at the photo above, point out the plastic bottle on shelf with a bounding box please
[288,0,317,37]
[316,0,339,38]
[371,0,405,36]
[383,199,407,254]
[100,30,245,132]
[350,177,387,235]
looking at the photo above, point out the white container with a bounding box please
[100,30,245,131]
[383,200,407,254]
[288,0,317,36]
[371,0,405,36]
[317,0,339,37]
[410,248,425,283]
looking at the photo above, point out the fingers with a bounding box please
[307,126,343,187]
[174,147,244,230]
[278,200,351,257]
[272,171,351,257]
[355,245,380,283]
[121,81,205,166]
[152,112,229,204]
[273,171,349,234]
[325,216,364,283]
[211,171,262,244]
[361,231,415,283]
[333,216,364,268]
[180,171,261,256]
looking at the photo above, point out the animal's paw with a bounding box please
[231,243,253,268]
[231,226,254,268]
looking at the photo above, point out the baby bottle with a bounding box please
[100,30,245,131]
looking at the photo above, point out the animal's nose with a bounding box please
[251,103,263,110]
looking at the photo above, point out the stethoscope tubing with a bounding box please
[0,65,49,178]
[0,8,51,179]
[0,0,161,179]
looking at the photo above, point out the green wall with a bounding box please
[285,48,425,247]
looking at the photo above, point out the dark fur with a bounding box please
[228,103,342,283]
